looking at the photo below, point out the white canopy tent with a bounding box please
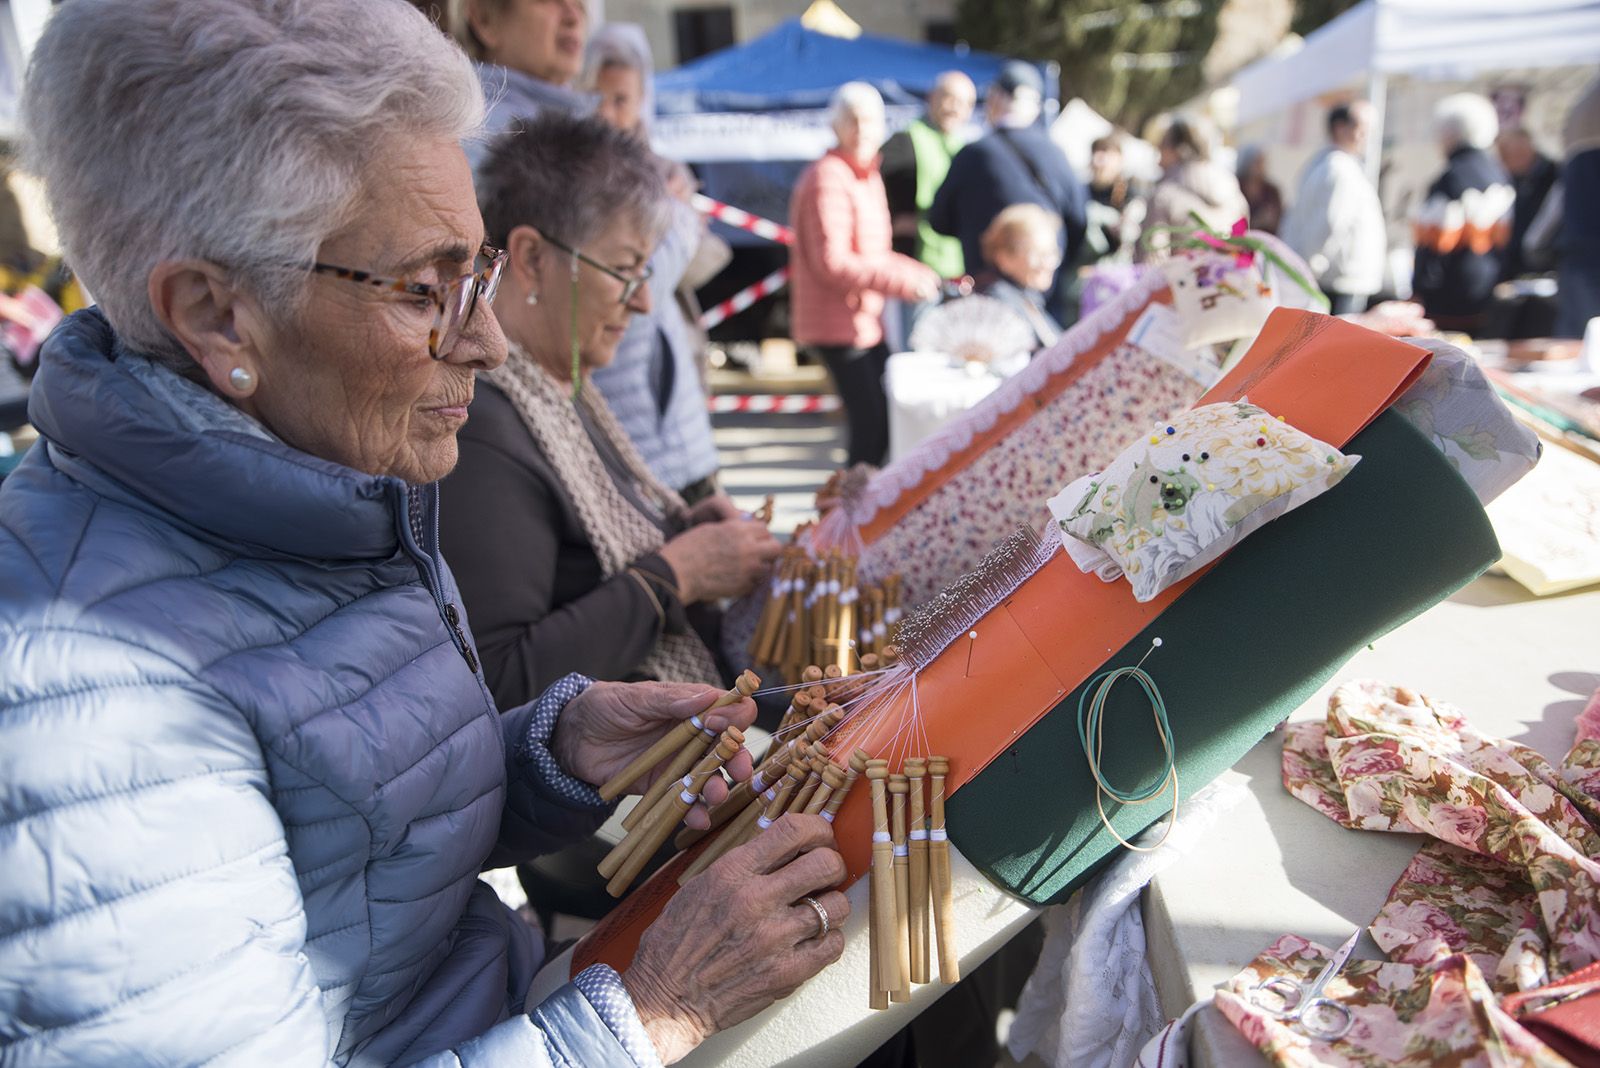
[1229,0,1600,181]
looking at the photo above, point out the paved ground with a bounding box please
[709,364,843,536]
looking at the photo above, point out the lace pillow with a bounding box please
[1048,400,1360,602]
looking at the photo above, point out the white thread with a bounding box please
[929,829,948,841]
[909,830,929,841]
[872,831,892,843]
[859,628,874,644]
[680,775,694,787]
[680,789,696,804]
[839,588,859,605]
[689,714,704,730]
[757,815,773,830]
[762,787,777,802]
[885,608,903,623]
[873,622,888,637]
[822,810,836,823]
[894,844,909,857]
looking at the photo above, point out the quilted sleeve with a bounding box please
[0,628,331,1066]
[487,675,614,871]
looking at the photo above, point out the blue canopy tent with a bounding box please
[649,18,1053,336]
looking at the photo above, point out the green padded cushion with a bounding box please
[945,410,1501,904]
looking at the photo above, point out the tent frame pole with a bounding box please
[1365,69,1388,188]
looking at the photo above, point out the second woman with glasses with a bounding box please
[441,112,781,707]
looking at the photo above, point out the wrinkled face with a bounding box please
[994,228,1061,292]
[250,136,505,483]
[928,78,975,134]
[479,0,588,87]
[525,215,653,373]
[594,62,644,137]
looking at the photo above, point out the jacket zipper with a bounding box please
[395,484,480,675]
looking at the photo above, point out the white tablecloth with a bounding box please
[883,351,1026,461]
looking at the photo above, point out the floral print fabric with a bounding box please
[1050,401,1358,602]
[1159,251,1277,350]
[1218,679,1600,1066]
[861,340,1206,604]
[1215,936,1570,1068]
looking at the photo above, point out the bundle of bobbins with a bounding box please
[866,754,957,1008]
[749,545,904,681]
[595,671,761,897]
[671,655,890,876]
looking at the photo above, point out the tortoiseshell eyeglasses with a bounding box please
[309,243,508,359]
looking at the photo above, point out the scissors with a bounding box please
[1250,929,1361,1041]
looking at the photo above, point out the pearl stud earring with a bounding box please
[525,291,540,307]
[229,367,256,393]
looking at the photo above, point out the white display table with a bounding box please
[1143,573,1600,1066]
[883,351,1026,461]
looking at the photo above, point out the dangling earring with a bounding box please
[229,367,256,394]
[525,291,539,307]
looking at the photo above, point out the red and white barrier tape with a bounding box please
[699,266,791,330]
[692,194,795,246]
[709,393,841,415]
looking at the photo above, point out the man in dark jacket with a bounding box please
[1496,127,1559,280]
[1412,93,1514,333]
[928,61,1086,319]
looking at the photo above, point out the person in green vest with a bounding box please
[881,70,976,342]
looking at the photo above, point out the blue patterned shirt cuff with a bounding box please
[572,963,664,1068]
[518,673,609,809]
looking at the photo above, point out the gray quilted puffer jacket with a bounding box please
[0,309,645,1066]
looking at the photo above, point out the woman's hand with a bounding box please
[552,681,756,827]
[658,518,781,603]
[621,815,850,1063]
[684,492,742,526]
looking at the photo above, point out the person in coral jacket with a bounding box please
[790,82,941,467]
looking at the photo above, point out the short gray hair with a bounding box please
[830,82,886,129]
[477,112,669,252]
[1434,93,1499,151]
[22,0,485,363]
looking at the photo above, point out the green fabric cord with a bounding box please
[1144,211,1331,313]
[944,411,1501,905]
[569,253,581,400]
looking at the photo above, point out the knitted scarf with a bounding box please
[488,341,720,684]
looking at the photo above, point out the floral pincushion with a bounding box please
[1048,400,1360,602]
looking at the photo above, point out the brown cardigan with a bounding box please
[439,380,724,711]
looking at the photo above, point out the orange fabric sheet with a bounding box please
[573,310,1431,974]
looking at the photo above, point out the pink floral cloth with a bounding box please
[1215,937,1568,1067]
[1217,679,1600,1066]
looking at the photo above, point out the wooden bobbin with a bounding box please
[904,758,931,985]
[607,727,745,897]
[802,762,847,816]
[822,748,870,824]
[623,721,715,832]
[597,670,759,801]
[927,755,958,983]
[866,761,901,997]
[889,773,913,1002]
[680,744,811,883]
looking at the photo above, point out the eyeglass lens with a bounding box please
[435,254,505,358]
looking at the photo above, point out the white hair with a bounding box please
[21,0,485,364]
[830,82,886,130]
[1434,93,1500,152]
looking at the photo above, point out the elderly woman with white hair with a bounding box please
[791,82,941,467]
[1412,92,1514,332]
[0,2,847,1065]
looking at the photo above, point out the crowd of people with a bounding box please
[0,1,1597,1065]
[786,66,1600,463]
